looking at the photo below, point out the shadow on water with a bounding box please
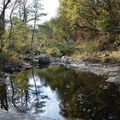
[0,64,120,120]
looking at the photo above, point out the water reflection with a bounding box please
[1,65,120,119]
[0,83,8,110]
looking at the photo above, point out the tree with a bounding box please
[0,0,11,51]
[9,17,30,52]
[29,0,46,51]
[37,22,53,40]
[8,0,18,49]
[50,0,120,49]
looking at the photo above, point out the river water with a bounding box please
[0,64,120,120]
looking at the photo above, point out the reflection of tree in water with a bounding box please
[8,69,47,113]
[0,83,8,110]
[35,65,120,120]
[30,69,46,113]
[100,84,120,120]
[59,83,120,120]
[6,65,120,119]
[58,73,120,120]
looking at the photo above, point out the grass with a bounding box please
[69,40,120,62]
[71,50,120,62]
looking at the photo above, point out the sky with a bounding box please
[41,0,59,23]
[26,0,60,24]
[4,0,59,25]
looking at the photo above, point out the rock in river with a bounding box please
[38,56,50,66]
[2,63,23,73]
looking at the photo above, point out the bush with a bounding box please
[39,39,76,56]
[84,40,98,53]
[51,40,75,55]
[46,47,60,56]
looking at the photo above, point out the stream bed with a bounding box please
[0,64,120,120]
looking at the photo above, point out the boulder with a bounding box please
[61,56,71,64]
[3,63,23,73]
[2,64,13,73]
[50,57,61,63]
[38,56,50,66]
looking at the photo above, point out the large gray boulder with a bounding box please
[38,56,50,66]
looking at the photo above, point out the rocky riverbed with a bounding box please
[47,55,120,83]
[0,54,120,83]
[65,61,120,83]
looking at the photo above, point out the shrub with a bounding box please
[46,47,60,56]
[84,40,98,53]
[39,39,76,56]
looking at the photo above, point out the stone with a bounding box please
[38,56,50,66]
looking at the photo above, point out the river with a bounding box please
[0,64,120,120]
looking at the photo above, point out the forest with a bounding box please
[0,0,120,62]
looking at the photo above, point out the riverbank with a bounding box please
[62,60,120,83]
[0,53,120,83]
[36,54,120,83]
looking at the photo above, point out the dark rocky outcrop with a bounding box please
[38,56,51,66]
[2,62,23,73]
[24,54,51,66]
